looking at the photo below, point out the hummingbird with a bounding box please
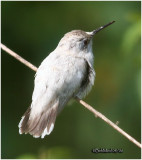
[18,21,115,138]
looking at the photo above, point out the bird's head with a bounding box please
[57,21,115,53]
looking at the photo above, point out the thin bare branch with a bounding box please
[76,98,141,148]
[1,43,141,149]
[1,43,37,72]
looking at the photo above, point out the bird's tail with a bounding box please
[18,101,59,138]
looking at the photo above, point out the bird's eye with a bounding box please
[83,39,88,46]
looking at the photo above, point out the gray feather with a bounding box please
[19,100,59,138]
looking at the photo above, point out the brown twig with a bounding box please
[1,43,141,149]
[1,43,37,72]
[77,99,141,148]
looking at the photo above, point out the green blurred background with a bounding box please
[1,1,141,159]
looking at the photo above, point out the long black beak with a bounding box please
[92,21,115,35]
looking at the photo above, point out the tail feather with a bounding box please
[29,111,48,137]
[46,104,57,133]
[18,100,59,138]
[18,107,31,134]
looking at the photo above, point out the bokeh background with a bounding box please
[1,1,141,159]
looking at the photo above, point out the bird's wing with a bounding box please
[19,52,87,138]
[76,59,95,99]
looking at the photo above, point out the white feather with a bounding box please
[41,128,48,139]
[33,135,40,138]
[41,123,54,139]
[47,123,54,135]
[18,116,25,134]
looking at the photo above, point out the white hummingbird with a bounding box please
[18,21,115,138]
